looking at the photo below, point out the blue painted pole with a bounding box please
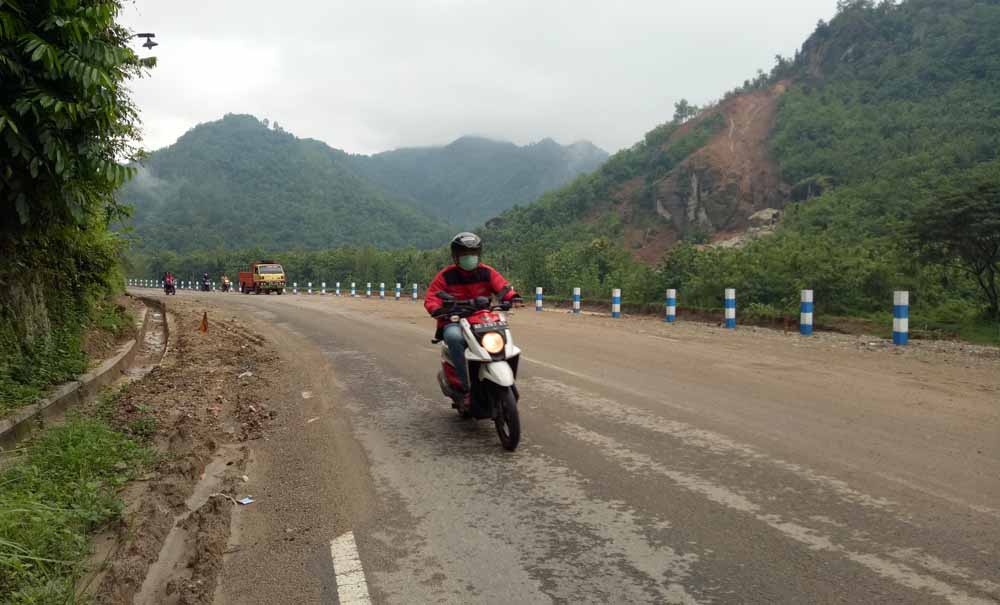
[366,282,371,298]
[412,283,418,301]
[666,289,677,323]
[893,291,909,345]
[395,283,401,300]
[379,282,385,299]
[612,288,622,318]
[573,287,581,314]
[535,287,543,311]
[800,290,814,336]
[351,282,356,297]
[725,288,736,329]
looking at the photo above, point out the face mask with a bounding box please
[458,255,479,271]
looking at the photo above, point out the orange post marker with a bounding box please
[200,312,208,333]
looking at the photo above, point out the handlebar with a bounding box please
[431,298,514,318]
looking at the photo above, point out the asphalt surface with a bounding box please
[149,289,999,604]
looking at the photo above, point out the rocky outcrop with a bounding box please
[653,84,791,241]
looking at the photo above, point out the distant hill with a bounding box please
[119,114,451,253]
[480,0,1000,323]
[342,136,608,228]
[485,0,1000,264]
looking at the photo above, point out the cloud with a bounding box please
[120,0,838,154]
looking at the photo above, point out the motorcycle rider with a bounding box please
[425,232,521,410]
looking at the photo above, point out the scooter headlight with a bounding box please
[481,332,504,354]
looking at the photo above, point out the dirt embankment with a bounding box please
[81,296,147,367]
[605,83,792,263]
[85,298,281,605]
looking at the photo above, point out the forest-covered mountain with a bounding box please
[479,0,1000,334]
[341,136,608,227]
[119,114,451,253]
[121,117,606,253]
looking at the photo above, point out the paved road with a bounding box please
[151,290,999,604]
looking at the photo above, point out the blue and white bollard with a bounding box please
[395,283,401,300]
[293,282,298,295]
[612,288,622,318]
[572,287,581,314]
[351,282,356,297]
[724,288,736,329]
[366,283,372,298]
[535,287,543,311]
[893,291,909,346]
[308,282,312,295]
[412,283,418,301]
[321,282,326,295]
[379,282,385,299]
[666,289,677,323]
[336,282,341,296]
[800,290,814,336]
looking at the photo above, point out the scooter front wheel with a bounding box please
[493,386,520,451]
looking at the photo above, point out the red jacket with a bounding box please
[424,263,518,325]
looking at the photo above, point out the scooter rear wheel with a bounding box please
[493,386,520,451]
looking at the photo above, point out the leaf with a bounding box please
[15,193,28,223]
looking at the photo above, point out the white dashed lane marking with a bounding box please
[330,531,371,604]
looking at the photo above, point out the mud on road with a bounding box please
[87,298,281,605]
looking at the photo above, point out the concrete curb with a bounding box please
[0,300,152,451]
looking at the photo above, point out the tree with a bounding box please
[672,98,699,123]
[0,0,155,240]
[910,174,1000,319]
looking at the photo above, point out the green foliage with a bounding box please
[118,114,450,254]
[908,163,1000,317]
[0,0,153,235]
[343,136,608,228]
[0,415,152,602]
[0,0,142,413]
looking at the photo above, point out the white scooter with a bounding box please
[432,293,522,451]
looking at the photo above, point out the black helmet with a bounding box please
[450,232,482,257]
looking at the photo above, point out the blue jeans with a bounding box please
[442,323,469,391]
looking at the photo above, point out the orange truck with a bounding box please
[239,260,287,294]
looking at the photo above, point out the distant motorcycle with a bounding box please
[200,278,211,292]
[432,292,522,451]
[164,277,176,295]
[221,278,231,292]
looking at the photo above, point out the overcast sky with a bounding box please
[121,0,837,155]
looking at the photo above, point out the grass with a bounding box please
[0,411,153,603]
[0,296,134,417]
